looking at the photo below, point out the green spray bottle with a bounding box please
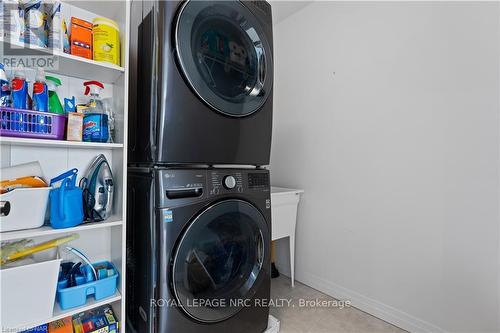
[46,76,64,115]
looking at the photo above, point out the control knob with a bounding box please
[223,175,237,189]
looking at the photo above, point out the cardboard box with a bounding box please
[70,17,92,59]
[66,112,83,141]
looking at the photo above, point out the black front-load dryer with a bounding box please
[129,0,274,166]
[126,168,271,333]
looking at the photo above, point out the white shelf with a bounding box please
[0,136,124,149]
[0,1,129,331]
[15,291,122,331]
[0,218,123,242]
[0,38,125,83]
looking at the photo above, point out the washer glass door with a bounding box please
[175,0,273,117]
[172,200,269,323]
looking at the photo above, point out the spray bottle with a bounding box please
[11,68,28,109]
[32,68,48,112]
[82,81,109,143]
[46,75,64,114]
[0,63,10,107]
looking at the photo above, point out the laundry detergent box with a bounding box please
[71,17,93,59]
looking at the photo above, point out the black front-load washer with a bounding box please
[126,168,271,333]
[129,0,274,166]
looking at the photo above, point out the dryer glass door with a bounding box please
[172,199,270,323]
[175,1,273,117]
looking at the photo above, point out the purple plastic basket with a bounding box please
[0,107,66,140]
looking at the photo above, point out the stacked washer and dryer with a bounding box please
[127,1,274,333]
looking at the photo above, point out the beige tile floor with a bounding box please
[270,276,407,333]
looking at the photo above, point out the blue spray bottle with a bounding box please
[32,68,49,112]
[11,68,28,109]
[82,81,109,143]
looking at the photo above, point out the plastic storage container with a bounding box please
[92,17,121,66]
[56,261,119,310]
[49,169,84,229]
[0,187,51,232]
[0,107,66,140]
[0,259,62,330]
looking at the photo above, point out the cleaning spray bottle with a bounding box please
[0,63,10,107]
[46,75,64,114]
[11,68,28,109]
[82,81,109,143]
[32,68,48,112]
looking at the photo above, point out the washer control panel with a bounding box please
[209,171,243,195]
[158,169,270,207]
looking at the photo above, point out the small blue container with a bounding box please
[57,261,119,310]
[49,169,84,229]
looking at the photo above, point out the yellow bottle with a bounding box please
[92,17,121,66]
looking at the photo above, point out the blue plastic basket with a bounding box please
[56,261,119,310]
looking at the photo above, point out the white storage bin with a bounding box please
[0,187,51,232]
[0,258,61,330]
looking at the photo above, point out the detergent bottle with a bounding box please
[82,81,109,143]
[32,68,48,112]
[46,75,64,114]
[0,63,10,107]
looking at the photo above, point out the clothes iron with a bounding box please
[80,154,114,222]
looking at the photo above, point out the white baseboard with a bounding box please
[297,272,448,333]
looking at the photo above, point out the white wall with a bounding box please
[270,2,500,332]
